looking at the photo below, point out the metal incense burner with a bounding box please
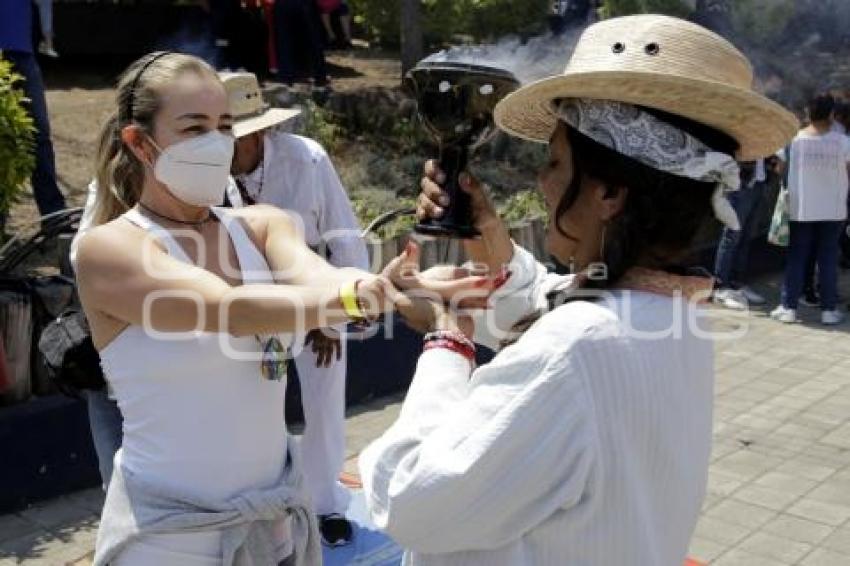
[405,61,519,238]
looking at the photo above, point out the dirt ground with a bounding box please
[5,49,402,239]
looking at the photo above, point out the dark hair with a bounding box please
[554,106,737,288]
[807,93,835,122]
[503,108,738,345]
[835,101,850,122]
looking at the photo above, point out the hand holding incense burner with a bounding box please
[405,61,519,238]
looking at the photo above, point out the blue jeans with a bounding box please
[781,221,844,310]
[83,388,124,487]
[714,181,766,287]
[0,51,65,229]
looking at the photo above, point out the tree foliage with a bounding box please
[728,0,794,44]
[601,0,694,18]
[0,55,35,216]
[350,0,548,48]
[601,0,797,44]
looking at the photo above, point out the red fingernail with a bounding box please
[474,277,490,288]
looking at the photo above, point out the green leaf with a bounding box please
[0,53,36,215]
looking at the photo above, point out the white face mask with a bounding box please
[149,130,234,207]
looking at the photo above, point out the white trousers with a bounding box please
[294,337,351,516]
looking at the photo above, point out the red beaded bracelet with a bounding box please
[423,338,476,362]
[423,330,475,352]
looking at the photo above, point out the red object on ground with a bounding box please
[684,559,706,566]
[0,339,10,394]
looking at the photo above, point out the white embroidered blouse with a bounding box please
[359,245,715,566]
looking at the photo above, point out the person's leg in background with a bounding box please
[2,51,66,225]
[304,0,329,86]
[82,388,123,488]
[713,182,760,309]
[713,222,742,306]
[814,220,844,324]
[319,11,336,46]
[714,189,741,286]
[841,197,850,269]
[802,236,819,306]
[774,221,815,322]
[274,0,297,85]
[332,3,352,48]
[34,0,58,57]
[294,336,352,546]
[730,180,767,303]
[209,0,238,69]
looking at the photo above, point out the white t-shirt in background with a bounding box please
[786,130,850,222]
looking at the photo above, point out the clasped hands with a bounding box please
[383,241,511,338]
[307,246,507,367]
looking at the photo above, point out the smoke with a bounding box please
[420,3,850,113]
[703,0,850,111]
[421,27,585,86]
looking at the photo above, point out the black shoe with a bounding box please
[800,291,820,308]
[318,513,353,547]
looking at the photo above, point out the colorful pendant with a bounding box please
[260,336,288,382]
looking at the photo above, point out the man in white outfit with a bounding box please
[223,72,369,546]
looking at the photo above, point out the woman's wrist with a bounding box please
[423,329,476,363]
[339,277,383,324]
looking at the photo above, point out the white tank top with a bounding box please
[100,207,295,503]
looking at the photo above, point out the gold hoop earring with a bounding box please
[599,223,607,262]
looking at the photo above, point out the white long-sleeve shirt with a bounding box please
[359,246,714,565]
[235,131,369,270]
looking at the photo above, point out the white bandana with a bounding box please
[556,98,742,231]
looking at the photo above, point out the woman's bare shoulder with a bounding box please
[226,204,300,240]
[229,203,296,223]
[75,217,160,270]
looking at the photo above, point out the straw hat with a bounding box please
[219,72,301,138]
[494,15,798,160]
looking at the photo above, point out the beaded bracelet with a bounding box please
[423,338,476,362]
[423,330,476,352]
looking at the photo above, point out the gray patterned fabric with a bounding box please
[556,98,742,230]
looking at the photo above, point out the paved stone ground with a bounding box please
[1,269,850,565]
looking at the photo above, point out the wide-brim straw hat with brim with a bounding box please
[494,15,798,160]
[220,72,301,138]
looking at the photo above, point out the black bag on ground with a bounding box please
[38,309,105,394]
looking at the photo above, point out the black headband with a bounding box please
[125,51,173,122]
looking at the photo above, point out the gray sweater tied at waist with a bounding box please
[93,444,321,566]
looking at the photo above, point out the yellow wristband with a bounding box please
[339,280,364,320]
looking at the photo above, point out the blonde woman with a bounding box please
[360,16,798,565]
[77,52,487,565]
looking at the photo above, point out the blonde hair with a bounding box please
[92,52,219,226]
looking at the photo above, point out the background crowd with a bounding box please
[711,92,850,327]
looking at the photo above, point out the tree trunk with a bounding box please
[400,0,424,76]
